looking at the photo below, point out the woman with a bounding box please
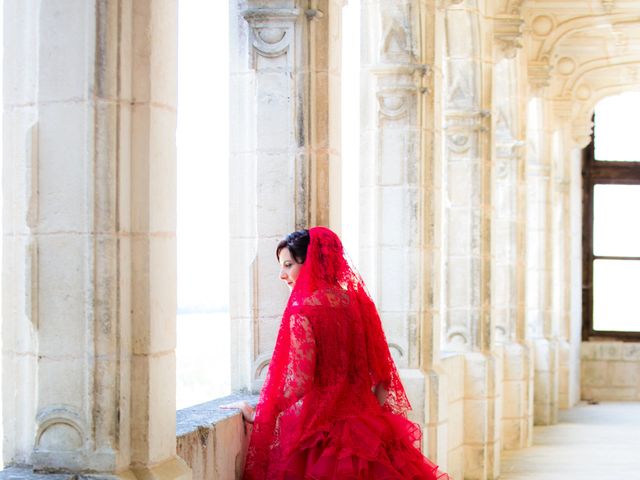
[224,227,448,480]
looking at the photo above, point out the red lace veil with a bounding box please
[244,227,411,479]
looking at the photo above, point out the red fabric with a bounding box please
[244,227,448,480]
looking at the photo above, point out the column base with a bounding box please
[463,351,500,480]
[130,457,191,480]
[502,341,533,450]
[533,337,559,425]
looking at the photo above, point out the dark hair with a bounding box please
[276,229,310,264]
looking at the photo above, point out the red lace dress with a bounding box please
[244,227,449,480]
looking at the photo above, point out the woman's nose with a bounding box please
[280,269,287,279]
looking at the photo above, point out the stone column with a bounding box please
[229,0,342,393]
[491,47,533,449]
[568,140,584,407]
[360,0,424,412]
[525,97,559,426]
[420,0,450,467]
[442,1,499,478]
[3,1,189,477]
[548,110,572,410]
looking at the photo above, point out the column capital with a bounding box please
[241,8,302,67]
[572,121,594,149]
[496,140,526,161]
[494,15,524,60]
[528,60,552,94]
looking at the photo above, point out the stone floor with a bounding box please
[500,402,640,479]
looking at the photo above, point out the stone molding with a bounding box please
[494,15,524,60]
[241,8,302,68]
[444,110,490,155]
[528,60,552,93]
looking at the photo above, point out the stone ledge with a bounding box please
[0,467,77,480]
[0,394,259,480]
[176,393,259,480]
[176,392,258,438]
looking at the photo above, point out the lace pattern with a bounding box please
[243,227,447,480]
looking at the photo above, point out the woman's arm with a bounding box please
[284,313,316,402]
[220,400,256,423]
[374,382,389,406]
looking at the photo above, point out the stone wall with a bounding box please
[176,395,256,480]
[581,342,640,401]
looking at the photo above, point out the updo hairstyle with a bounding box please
[276,229,310,264]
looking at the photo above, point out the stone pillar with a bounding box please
[420,0,450,468]
[3,1,189,477]
[548,114,572,410]
[360,0,439,456]
[568,142,584,407]
[229,1,342,393]
[442,1,499,478]
[525,97,559,426]
[491,50,533,450]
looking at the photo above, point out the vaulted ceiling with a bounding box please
[521,1,640,143]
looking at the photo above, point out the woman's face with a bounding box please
[278,247,302,290]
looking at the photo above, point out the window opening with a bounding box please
[583,92,640,340]
[594,92,640,162]
[176,2,231,408]
[341,0,360,264]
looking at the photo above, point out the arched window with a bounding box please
[176,2,231,408]
[582,92,640,340]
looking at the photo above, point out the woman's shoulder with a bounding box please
[300,288,351,308]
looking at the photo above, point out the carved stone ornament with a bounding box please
[445,326,470,350]
[528,60,552,92]
[505,0,524,16]
[573,121,594,149]
[494,15,524,59]
[377,88,416,121]
[242,8,301,67]
[447,70,475,108]
[35,405,86,452]
[380,6,417,63]
[530,14,554,38]
[254,353,272,381]
[496,140,525,161]
[444,110,490,155]
[601,0,615,13]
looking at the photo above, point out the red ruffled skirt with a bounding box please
[277,411,449,480]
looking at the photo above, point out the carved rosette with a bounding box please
[242,8,301,68]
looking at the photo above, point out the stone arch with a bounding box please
[572,83,640,148]
[563,55,640,97]
[535,13,640,62]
